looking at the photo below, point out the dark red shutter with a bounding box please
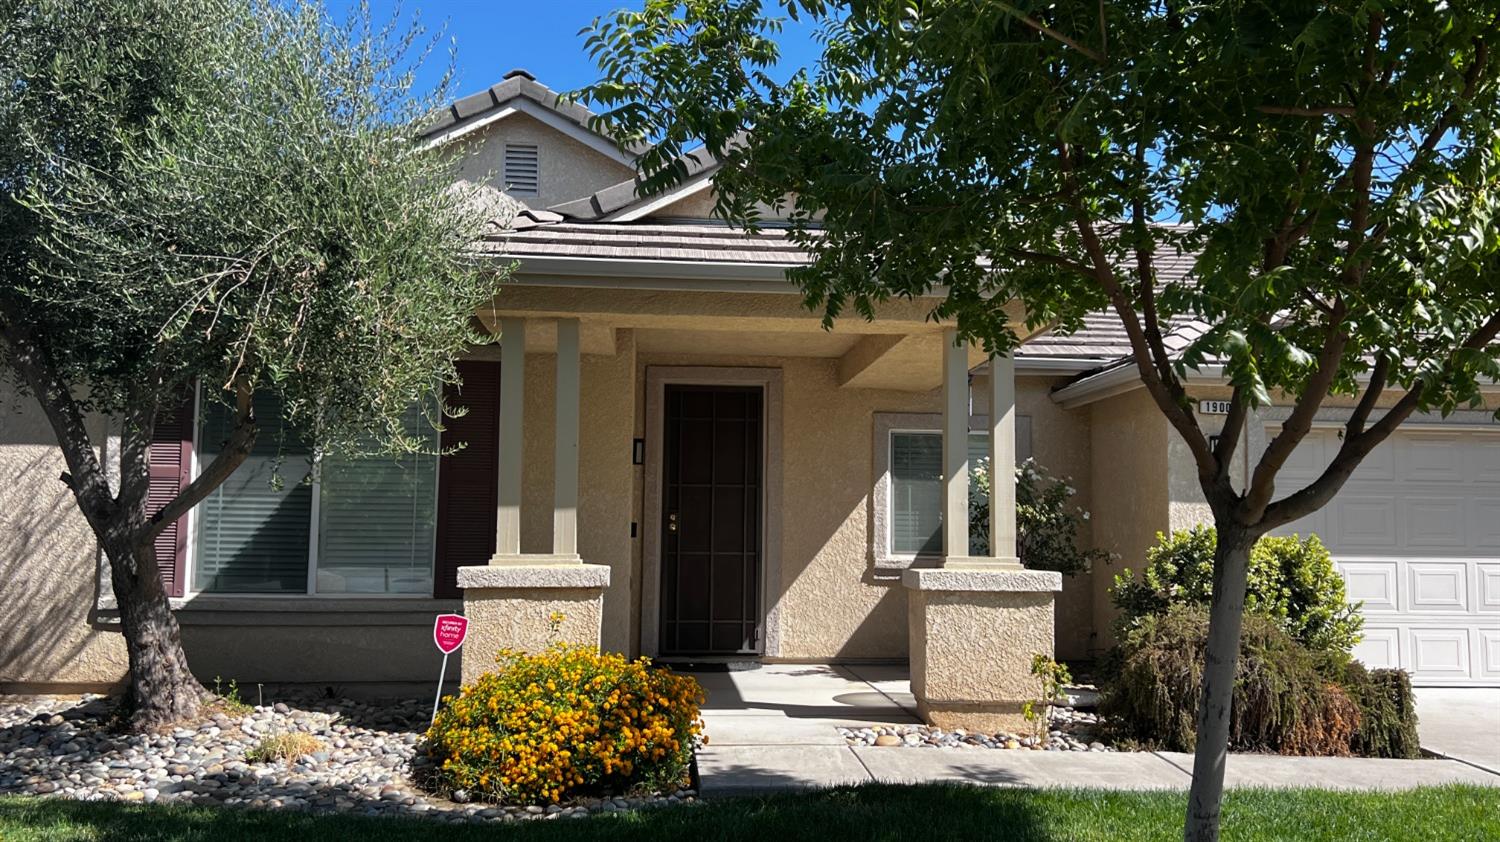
[434,360,501,598]
[149,393,194,597]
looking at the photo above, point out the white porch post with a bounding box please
[941,327,970,562]
[987,353,1021,566]
[553,318,581,559]
[495,317,526,559]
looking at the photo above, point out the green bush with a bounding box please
[1100,605,1360,755]
[1338,661,1422,759]
[1110,527,1363,654]
[970,458,1110,575]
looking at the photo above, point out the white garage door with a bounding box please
[1272,425,1500,686]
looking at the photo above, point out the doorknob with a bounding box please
[667,512,679,533]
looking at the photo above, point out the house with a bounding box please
[3,70,1496,719]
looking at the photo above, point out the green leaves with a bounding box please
[3,0,500,456]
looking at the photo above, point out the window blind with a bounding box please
[195,392,313,593]
[316,407,438,595]
[890,432,944,555]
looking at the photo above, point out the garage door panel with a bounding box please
[1473,499,1500,549]
[1478,563,1500,612]
[1278,433,1328,482]
[1408,562,1470,612]
[1403,496,1466,548]
[1338,561,1399,612]
[1407,627,1472,678]
[1479,629,1500,679]
[1470,437,1500,483]
[1333,496,1397,548]
[1351,439,1395,481]
[1352,628,1401,671]
[1401,433,1461,482]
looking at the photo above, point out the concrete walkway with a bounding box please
[687,664,1500,796]
[1414,688,1500,774]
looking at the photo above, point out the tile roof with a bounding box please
[421,68,646,154]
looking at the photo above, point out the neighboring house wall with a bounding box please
[449,112,635,210]
[1087,388,1170,648]
[0,388,126,691]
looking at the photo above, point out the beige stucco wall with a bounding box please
[1086,388,1171,648]
[0,387,127,690]
[449,112,635,210]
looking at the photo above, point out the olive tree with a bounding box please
[578,2,1500,839]
[1,0,502,729]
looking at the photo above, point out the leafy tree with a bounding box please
[1,0,500,729]
[579,2,1500,838]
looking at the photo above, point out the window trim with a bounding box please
[870,411,1031,570]
[183,388,442,600]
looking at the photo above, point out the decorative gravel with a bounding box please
[840,689,1118,752]
[0,694,694,823]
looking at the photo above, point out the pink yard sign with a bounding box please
[433,614,468,655]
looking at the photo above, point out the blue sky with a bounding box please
[324,1,824,104]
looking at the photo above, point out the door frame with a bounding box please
[642,366,783,659]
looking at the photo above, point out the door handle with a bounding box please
[667,512,679,533]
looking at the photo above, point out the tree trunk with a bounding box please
[104,532,204,730]
[1183,524,1255,842]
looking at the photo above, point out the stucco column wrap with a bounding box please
[495,317,526,558]
[903,567,1061,732]
[941,327,970,560]
[457,564,610,684]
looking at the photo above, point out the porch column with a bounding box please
[553,318,580,559]
[904,325,1060,733]
[940,327,970,561]
[461,315,607,679]
[495,317,526,558]
[986,353,1021,566]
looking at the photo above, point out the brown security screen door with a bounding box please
[660,384,764,655]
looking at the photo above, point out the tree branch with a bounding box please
[1214,384,1250,481]
[995,2,1106,63]
[1003,247,1095,279]
[1240,299,1349,522]
[143,380,258,543]
[1053,141,1216,484]
[0,316,115,527]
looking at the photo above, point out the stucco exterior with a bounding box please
[449,112,635,210]
[1085,388,1171,648]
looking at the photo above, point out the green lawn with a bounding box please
[1,784,1495,841]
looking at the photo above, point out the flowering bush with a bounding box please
[970,457,1108,575]
[425,644,703,804]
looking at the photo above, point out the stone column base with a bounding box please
[456,563,611,684]
[903,567,1063,733]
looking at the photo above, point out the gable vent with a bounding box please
[503,143,539,195]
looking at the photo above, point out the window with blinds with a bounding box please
[193,394,439,595]
[888,432,998,556]
[503,143,539,195]
[194,392,314,593]
[316,407,438,595]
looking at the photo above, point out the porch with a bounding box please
[453,267,1060,729]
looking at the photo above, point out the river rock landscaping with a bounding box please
[839,687,1117,752]
[0,694,695,823]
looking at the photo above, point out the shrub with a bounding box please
[425,644,703,805]
[970,458,1109,575]
[1101,605,1360,755]
[1338,661,1422,759]
[245,732,325,763]
[1110,527,1363,653]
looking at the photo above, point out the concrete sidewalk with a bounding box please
[687,664,1500,797]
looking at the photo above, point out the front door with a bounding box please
[660,384,764,655]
